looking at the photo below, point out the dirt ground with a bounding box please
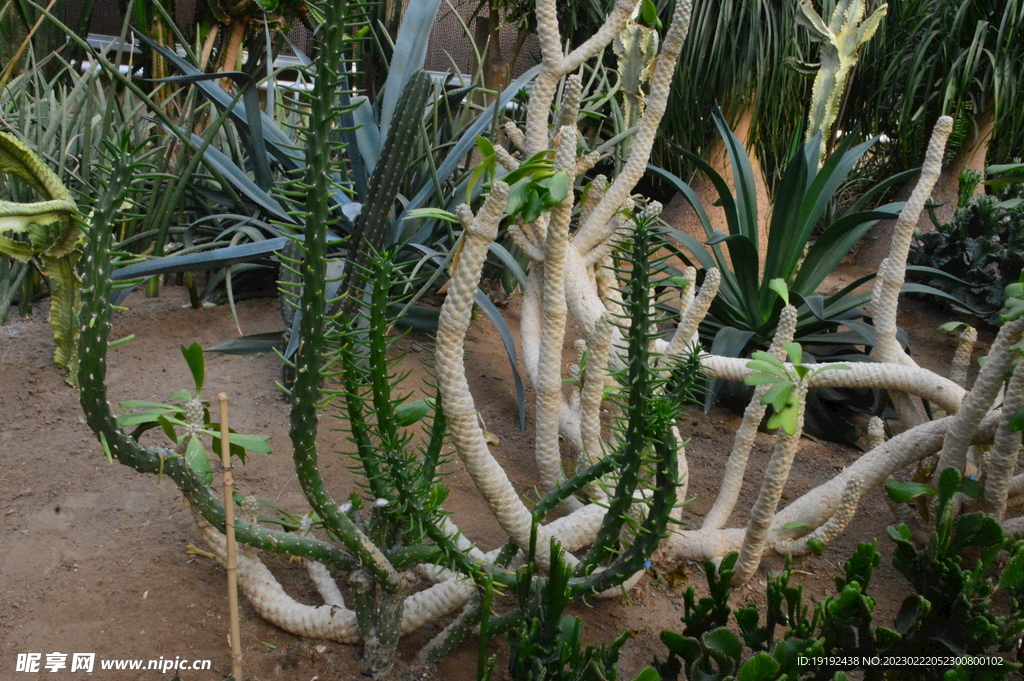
[0,281,993,681]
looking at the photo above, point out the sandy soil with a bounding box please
[0,282,991,681]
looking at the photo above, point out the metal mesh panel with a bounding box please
[425,0,539,77]
[76,0,538,77]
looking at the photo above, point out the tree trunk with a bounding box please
[661,106,772,269]
[855,109,994,269]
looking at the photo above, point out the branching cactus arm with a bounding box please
[980,360,1024,520]
[933,316,1024,484]
[733,383,809,585]
[870,116,953,426]
[78,150,357,574]
[949,325,978,388]
[435,183,569,567]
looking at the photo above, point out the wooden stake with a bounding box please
[219,393,243,680]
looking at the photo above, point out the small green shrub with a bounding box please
[654,468,1024,681]
[908,167,1024,323]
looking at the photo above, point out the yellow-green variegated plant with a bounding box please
[799,0,888,165]
[0,130,80,385]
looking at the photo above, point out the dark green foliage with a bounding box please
[654,468,1024,681]
[336,70,434,313]
[908,172,1024,323]
[501,539,632,681]
[492,211,700,681]
[574,212,689,594]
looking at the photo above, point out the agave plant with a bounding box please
[649,108,974,440]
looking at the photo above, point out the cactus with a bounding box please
[0,130,80,384]
[336,70,433,311]
[798,0,888,164]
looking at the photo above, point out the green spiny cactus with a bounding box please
[574,211,686,595]
[77,138,356,569]
[337,69,433,313]
[0,130,81,384]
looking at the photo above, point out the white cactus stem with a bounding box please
[733,383,809,585]
[435,182,563,568]
[703,305,799,530]
[933,315,1024,484]
[982,361,1024,520]
[534,128,580,501]
[775,476,863,556]
[950,325,977,388]
[871,116,953,426]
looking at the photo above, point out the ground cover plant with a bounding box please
[654,467,1024,680]
[57,0,1024,678]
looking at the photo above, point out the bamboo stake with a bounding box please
[218,393,243,680]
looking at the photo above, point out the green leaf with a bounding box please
[762,381,795,411]
[117,408,179,427]
[227,432,272,456]
[745,359,789,379]
[749,351,787,370]
[768,278,789,305]
[118,400,179,410]
[184,435,212,486]
[403,207,461,224]
[784,521,814,531]
[628,668,661,681]
[537,171,569,204]
[1009,407,1024,433]
[884,479,937,504]
[780,404,800,435]
[746,372,783,386]
[959,477,984,499]
[180,343,205,396]
[395,398,435,427]
[475,134,495,158]
[938,321,968,333]
[157,415,179,444]
[783,342,802,365]
[738,652,780,681]
[1000,549,1024,590]
[640,0,658,25]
